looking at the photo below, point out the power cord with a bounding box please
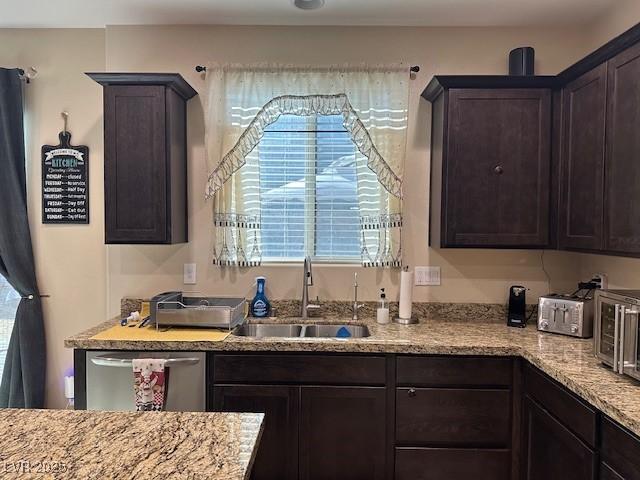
[540,250,551,295]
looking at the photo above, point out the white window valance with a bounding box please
[206,93,402,199]
[203,64,409,199]
[202,64,410,267]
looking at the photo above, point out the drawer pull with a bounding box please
[494,165,504,175]
[408,388,417,397]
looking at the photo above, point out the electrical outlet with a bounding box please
[415,266,441,286]
[593,273,608,290]
[183,263,197,285]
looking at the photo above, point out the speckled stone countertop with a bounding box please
[0,409,263,480]
[66,313,640,440]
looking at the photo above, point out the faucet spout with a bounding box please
[352,272,365,321]
[301,256,319,318]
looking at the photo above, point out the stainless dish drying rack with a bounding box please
[150,291,247,330]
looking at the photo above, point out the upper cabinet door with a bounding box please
[90,72,196,245]
[445,89,551,247]
[559,64,607,251]
[605,43,640,255]
[104,85,168,243]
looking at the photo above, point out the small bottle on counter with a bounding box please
[376,288,390,324]
[251,276,271,318]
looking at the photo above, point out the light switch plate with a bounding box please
[183,263,197,285]
[415,266,441,286]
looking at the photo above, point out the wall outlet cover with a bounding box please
[593,273,608,290]
[183,263,197,285]
[415,266,441,286]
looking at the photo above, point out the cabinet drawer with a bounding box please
[524,364,597,447]
[396,388,511,446]
[212,354,386,385]
[601,417,640,480]
[396,356,512,387]
[395,447,510,480]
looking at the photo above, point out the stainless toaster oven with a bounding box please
[595,289,640,382]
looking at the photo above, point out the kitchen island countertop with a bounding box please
[0,408,264,480]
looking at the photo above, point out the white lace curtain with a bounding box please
[203,63,409,267]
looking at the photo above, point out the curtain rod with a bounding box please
[195,65,420,74]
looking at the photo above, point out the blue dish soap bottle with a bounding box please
[250,276,271,318]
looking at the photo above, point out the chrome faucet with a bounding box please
[352,272,365,321]
[301,256,320,318]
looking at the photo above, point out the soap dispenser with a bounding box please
[250,276,271,318]
[376,288,390,324]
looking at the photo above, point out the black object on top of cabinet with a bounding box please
[87,73,197,244]
[426,80,552,248]
[509,47,535,76]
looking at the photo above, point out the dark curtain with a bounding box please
[0,68,46,408]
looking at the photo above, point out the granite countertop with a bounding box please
[65,314,640,440]
[0,409,264,480]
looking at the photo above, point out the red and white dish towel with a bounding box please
[132,359,167,411]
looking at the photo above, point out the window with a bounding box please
[259,114,370,262]
[0,276,18,378]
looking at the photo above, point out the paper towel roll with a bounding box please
[399,270,414,319]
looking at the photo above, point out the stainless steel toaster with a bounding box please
[537,294,594,338]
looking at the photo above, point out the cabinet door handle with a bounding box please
[408,388,416,397]
[494,165,504,175]
[614,304,620,373]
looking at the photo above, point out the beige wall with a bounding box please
[0,29,106,408]
[104,25,593,314]
[589,0,640,49]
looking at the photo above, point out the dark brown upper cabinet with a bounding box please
[604,42,640,255]
[424,77,554,248]
[559,64,607,251]
[87,73,197,244]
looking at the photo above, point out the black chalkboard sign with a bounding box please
[41,132,89,224]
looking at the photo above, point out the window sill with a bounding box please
[261,259,361,267]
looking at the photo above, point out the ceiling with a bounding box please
[0,0,617,28]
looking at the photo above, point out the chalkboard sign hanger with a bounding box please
[60,111,71,147]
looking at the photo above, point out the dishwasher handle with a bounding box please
[91,355,200,368]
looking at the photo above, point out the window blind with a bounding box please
[258,114,378,262]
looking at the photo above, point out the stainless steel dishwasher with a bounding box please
[85,351,205,412]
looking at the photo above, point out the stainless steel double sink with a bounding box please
[232,323,370,339]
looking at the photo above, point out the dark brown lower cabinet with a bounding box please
[522,397,596,480]
[395,447,510,480]
[601,417,640,480]
[299,386,386,480]
[208,353,640,480]
[212,385,299,480]
[210,353,388,480]
[395,387,511,446]
[601,463,626,480]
